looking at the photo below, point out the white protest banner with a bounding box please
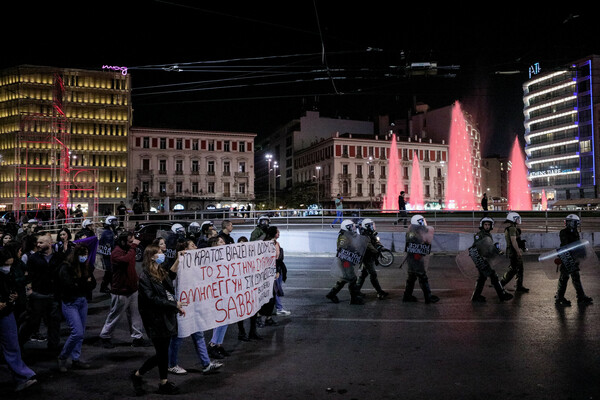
[175,240,277,337]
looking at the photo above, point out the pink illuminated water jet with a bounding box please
[541,189,547,211]
[409,153,424,209]
[508,136,532,210]
[382,133,400,212]
[446,101,478,210]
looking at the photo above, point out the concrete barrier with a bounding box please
[230,230,600,255]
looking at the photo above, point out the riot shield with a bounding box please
[455,244,505,279]
[405,225,434,273]
[330,231,369,281]
[538,239,598,280]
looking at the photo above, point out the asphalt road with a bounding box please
[2,252,598,400]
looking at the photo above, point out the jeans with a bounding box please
[275,275,284,311]
[210,325,228,345]
[59,297,88,361]
[0,313,36,384]
[169,331,210,367]
[333,210,343,225]
[99,292,143,340]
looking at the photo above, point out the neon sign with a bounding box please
[102,65,128,76]
[528,63,541,79]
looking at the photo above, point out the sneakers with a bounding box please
[202,361,223,374]
[218,346,231,357]
[168,365,187,375]
[326,292,340,304]
[130,371,145,396]
[101,338,115,349]
[471,295,486,303]
[157,381,179,395]
[15,378,37,392]
[555,297,572,306]
[58,357,68,373]
[208,345,224,359]
[578,296,593,305]
[72,359,91,370]
[276,309,291,316]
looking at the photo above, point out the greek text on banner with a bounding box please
[175,240,277,337]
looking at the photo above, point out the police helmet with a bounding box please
[410,214,427,226]
[479,217,495,230]
[340,219,356,232]
[188,222,201,234]
[104,215,118,228]
[565,214,580,229]
[82,219,93,229]
[258,215,270,226]
[505,212,521,224]
[360,218,376,232]
[28,219,39,225]
[0,217,6,225]
[171,223,185,234]
[200,221,214,234]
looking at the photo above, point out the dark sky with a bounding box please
[3,1,596,157]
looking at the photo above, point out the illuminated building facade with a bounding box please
[0,65,131,217]
[523,55,600,208]
[129,127,256,212]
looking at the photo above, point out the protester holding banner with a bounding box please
[256,226,281,327]
[167,239,223,375]
[236,236,262,341]
[132,244,187,396]
[326,220,366,305]
[403,215,439,304]
[554,214,593,306]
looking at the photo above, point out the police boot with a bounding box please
[515,272,529,293]
[471,277,486,302]
[555,275,570,306]
[419,280,439,304]
[370,276,388,300]
[348,282,364,305]
[326,281,344,304]
[403,276,418,302]
[491,274,513,302]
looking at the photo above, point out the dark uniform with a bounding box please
[326,230,365,305]
[403,224,439,303]
[355,230,388,300]
[500,223,529,292]
[555,225,593,306]
[470,228,513,302]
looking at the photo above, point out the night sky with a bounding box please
[3,2,596,157]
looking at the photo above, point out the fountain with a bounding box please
[446,101,478,210]
[382,133,400,212]
[409,153,424,209]
[541,189,547,211]
[508,136,532,210]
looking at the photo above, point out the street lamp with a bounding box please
[273,161,279,209]
[315,166,321,209]
[265,154,272,207]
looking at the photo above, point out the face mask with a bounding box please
[79,256,88,263]
[0,266,10,274]
[155,253,165,264]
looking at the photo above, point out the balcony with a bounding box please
[234,172,249,178]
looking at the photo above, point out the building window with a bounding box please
[239,142,245,152]
[223,161,230,175]
[403,167,409,179]
[176,139,183,150]
[356,164,362,177]
[342,164,349,175]
[207,160,215,174]
[142,181,149,193]
[208,182,215,193]
[238,183,246,194]
[159,181,166,193]
[142,159,150,170]
[175,160,183,174]
[142,137,149,148]
[224,182,230,196]
[208,141,215,151]
[224,141,230,152]
[191,160,199,173]
[159,159,167,173]
[239,161,246,172]
[160,138,166,149]
[192,140,199,150]
[176,181,183,193]
[191,182,198,194]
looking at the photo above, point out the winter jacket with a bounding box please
[26,250,63,296]
[137,269,179,339]
[110,244,138,296]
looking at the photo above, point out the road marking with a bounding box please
[310,317,529,323]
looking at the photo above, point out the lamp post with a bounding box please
[273,161,279,209]
[316,166,321,209]
[265,153,272,208]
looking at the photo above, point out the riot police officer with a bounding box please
[355,218,388,300]
[325,220,365,305]
[187,222,201,243]
[470,217,513,302]
[555,214,593,306]
[250,215,270,241]
[164,223,186,270]
[500,212,529,292]
[403,215,439,303]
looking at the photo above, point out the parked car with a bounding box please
[133,221,190,261]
